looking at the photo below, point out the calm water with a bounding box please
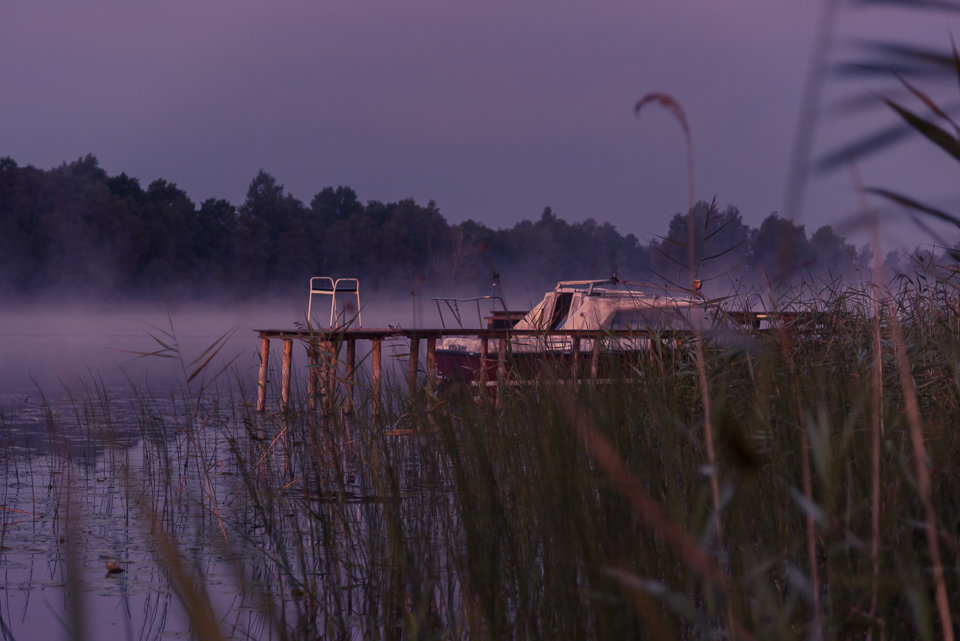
[0,301,428,641]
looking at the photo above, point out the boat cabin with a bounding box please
[512,278,718,333]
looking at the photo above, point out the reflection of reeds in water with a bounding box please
[15,276,956,640]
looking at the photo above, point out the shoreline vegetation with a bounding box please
[2,277,959,639]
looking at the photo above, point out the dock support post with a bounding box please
[281,338,293,409]
[591,336,600,379]
[479,336,489,390]
[307,341,319,412]
[426,338,436,391]
[257,337,270,412]
[321,340,335,415]
[571,335,581,382]
[371,338,383,417]
[496,335,507,406]
[408,336,420,394]
[497,335,507,379]
[345,339,356,414]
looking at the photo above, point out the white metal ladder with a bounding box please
[307,277,362,328]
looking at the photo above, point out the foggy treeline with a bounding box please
[0,154,923,302]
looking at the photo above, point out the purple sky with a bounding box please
[5,1,960,252]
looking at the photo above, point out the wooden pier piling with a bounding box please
[571,335,581,381]
[497,335,507,379]
[257,337,270,412]
[371,337,382,417]
[345,339,356,414]
[280,339,293,408]
[307,341,319,412]
[322,340,335,415]
[591,340,600,379]
[426,338,436,392]
[407,336,420,394]
[479,336,489,389]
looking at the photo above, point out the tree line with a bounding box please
[0,154,913,303]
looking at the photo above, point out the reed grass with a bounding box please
[9,277,960,640]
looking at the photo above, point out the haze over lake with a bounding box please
[0,293,514,398]
[0,297,430,640]
[1,302,294,395]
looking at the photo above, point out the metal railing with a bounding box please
[307,277,362,328]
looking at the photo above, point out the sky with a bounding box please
[5,0,960,254]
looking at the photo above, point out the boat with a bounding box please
[434,276,726,382]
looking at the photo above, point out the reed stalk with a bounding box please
[9,284,960,639]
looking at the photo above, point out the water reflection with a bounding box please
[1,380,455,640]
[0,303,459,640]
[0,386,267,639]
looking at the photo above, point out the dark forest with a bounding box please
[0,154,907,302]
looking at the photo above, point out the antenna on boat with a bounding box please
[491,272,507,311]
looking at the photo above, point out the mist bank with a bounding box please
[0,295,493,396]
[3,155,942,306]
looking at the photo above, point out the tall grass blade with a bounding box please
[883,98,960,161]
[816,121,918,172]
[885,304,955,641]
[865,187,960,229]
[186,328,237,383]
[850,0,960,12]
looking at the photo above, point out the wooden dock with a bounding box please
[254,326,747,414]
[256,327,452,414]
[256,327,531,414]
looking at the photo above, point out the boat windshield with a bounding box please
[550,293,573,329]
[433,295,507,329]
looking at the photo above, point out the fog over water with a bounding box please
[1,301,296,396]
[0,292,518,640]
[0,292,525,398]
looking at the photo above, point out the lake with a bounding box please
[3,292,947,640]
[0,300,434,641]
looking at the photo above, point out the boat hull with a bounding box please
[435,349,555,383]
[434,346,656,383]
